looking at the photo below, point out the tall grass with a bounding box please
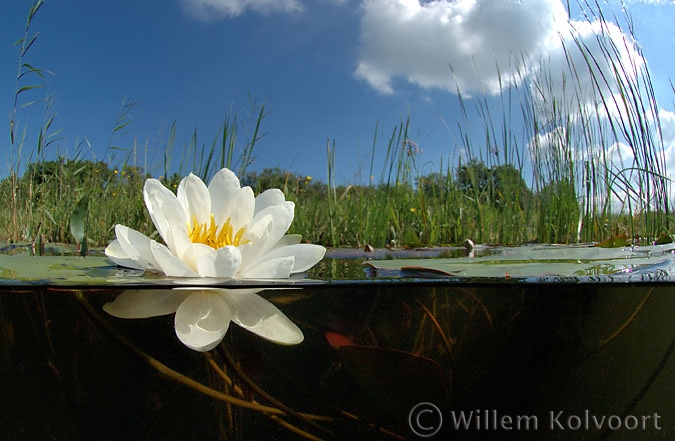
[165,97,265,183]
[527,0,671,242]
[1,0,672,249]
[1,0,267,247]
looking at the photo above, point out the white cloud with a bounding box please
[354,0,569,95]
[625,0,675,4]
[530,18,643,126]
[657,109,675,197]
[528,108,675,212]
[182,0,304,19]
[181,0,349,19]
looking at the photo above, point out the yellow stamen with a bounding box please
[187,214,249,248]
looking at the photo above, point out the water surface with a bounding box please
[0,244,673,440]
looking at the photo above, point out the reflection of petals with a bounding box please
[175,291,233,352]
[104,287,304,351]
[103,290,191,318]
[223,291,304,345]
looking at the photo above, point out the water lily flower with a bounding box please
[104,288,303,351]
[105,168,326,278]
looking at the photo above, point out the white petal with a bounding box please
[238,256,294,279]
[223,291,303,345]
[143,179,187,252]
[238,214,272,266]
[258,201,295,250]
[175,291,232,352]
[243,202,295,263]
[254,188,285,216]
[244,214,273,243]
[273,234,303,248]
[177,173,211,226]
[113,224,161,271]
[179,242,215,273]
[150,241,199,277]
[219,186,255,232]
[164,217,195,261]
[103,289,191,318]
[253,243,326,274]
[196,245,242,278]
[105,239,145,270]
[209,168,241,220]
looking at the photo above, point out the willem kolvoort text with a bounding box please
[448,409,662,431]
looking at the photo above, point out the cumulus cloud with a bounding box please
[531,18,644,126]
[182,0,304,19]
[354,0,645,109]
[657,109,675,191]
[354,0,569,95]
[181,0,350,19]
[528,107,675,212]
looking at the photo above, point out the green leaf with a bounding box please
[365,244,675,280]
[594,234,629,248]
[16,84,44,96]
[19,32,39,57]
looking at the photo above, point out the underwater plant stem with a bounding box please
[211,341,406,440]
[72,291,287,415]
[415,297,454,355]
[594,333,675,441]
[576,287,653,364]
[217,347,336,438]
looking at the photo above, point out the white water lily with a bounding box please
[104,288,303,351]
[105,168,325,278]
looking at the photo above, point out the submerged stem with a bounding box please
[575,287,653,364]
[73,291,285,415]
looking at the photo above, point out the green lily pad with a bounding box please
[0,254,322,287]
[365,244,675,281]
[0,255,141,285]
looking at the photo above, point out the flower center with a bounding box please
[187,214,249,249]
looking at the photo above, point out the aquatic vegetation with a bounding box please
[3,2,673,440]
[105,167,326,278]
[1,0,672,250]
[103,288,303,351]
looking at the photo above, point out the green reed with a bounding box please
[1,0,672,249]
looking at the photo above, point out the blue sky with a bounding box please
[2,0,675,185]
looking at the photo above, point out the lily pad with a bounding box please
[365,243,675,282]
[0,254,318,287]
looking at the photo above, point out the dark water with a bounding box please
[1,276,673,440]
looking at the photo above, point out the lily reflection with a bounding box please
[104,288,303,352]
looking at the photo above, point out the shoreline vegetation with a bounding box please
[2,0,672,251]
